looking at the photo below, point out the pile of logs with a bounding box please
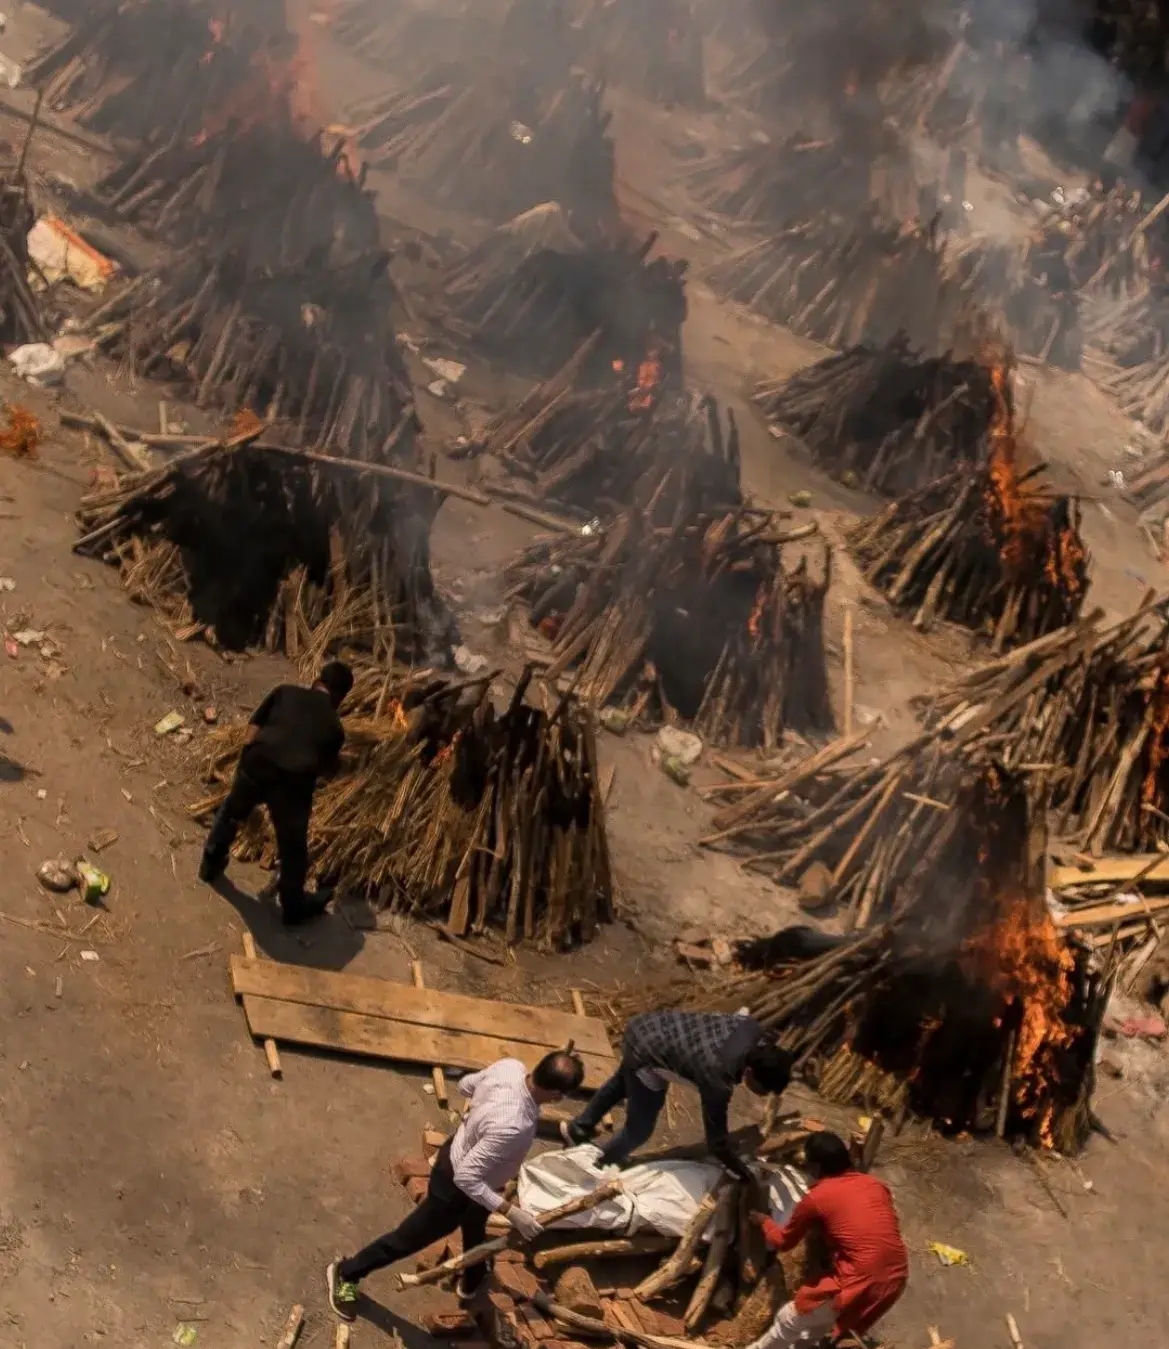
[847,400,1090,649]
[702,598,1169,923]
[469,340,712,518]
[1084,281,1169,438]
[28,0,290,141]
[73,432,453,660]
[348,66,617,231]
[752,337,1003,496]
[505,425,832,748]
[719,766,1109,1153]
[430,214,688,379]
[576,0,707,107]
[0,156,46,345]
[685,128,921,232]
[195,663,613,949]
[706,210,958,354]
[83,113,415,465]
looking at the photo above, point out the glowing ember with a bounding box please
[628,346,663,413]
[1142,661,1169,807]
[746,583,767,640]
[963,894,1075,1146]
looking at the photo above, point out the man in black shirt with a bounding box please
[199,660,353,924]
[561,1010,793,1177]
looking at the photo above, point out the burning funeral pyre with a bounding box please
[847,365,1089,649]
[706,210,959,355]
[504,396,832,749]
[428,211,688,380]
[752,337,1005,497]
[193,662,613,949]
[346,66,617,232]
[719,767,1109,1152]
[74,430,453,660]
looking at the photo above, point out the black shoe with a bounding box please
[198,854,226,885]
[559,1119,596,1147]
[456,1260,492,1306]
[281,894,332,927]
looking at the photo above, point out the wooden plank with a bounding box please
[230,956,613,1058]
[1050,855,1169,890]
[413,959,449,1108]
[1056,894,1169,929]
[239,996,616,1089]
[241,932,282,1079]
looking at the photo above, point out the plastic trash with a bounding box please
[8,343,65,387]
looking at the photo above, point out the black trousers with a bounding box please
[202,754,315,914]
[573,1059,667,1166]
[339,1141,491,1288]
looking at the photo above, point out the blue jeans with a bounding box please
[573,1060,667,1166]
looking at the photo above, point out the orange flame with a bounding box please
[1142,662,1169,808]
[628,348,664,413]
[964,894,1075,1146]
[747,583,767,640]
[0,405,40,460]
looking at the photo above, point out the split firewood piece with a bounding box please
[412,960,448,1108]
[684,1181,739,1330]
[533,1291,720,1349]
[275,1304,304,1349]
[635,1179,726,1301]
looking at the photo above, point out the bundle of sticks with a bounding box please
[705,210,958,355]
[28,0,289,142]
[194,662,613,948]
[0,158,46,345]
[752,337,1003,496]
[430,214,688,380]
[684,127,921,232]
[1084,277,1169,438]
[703,599,1169,923]
[505,439,832,748]
[348,66,617,231]
[847,448,1089,649]
[715,766,1110,1153]
[575,0,707,107]
[73,435,452,660]
[468,336,695,518]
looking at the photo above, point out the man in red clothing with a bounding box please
[748,1131,908,1347]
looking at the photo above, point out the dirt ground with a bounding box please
[3,6,1169,1349]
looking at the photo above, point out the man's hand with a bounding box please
[504,1206,543,1242]
[747,1211,771,1227]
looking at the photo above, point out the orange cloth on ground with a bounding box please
[761,1171,908,1335]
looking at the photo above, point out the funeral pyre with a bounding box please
[702,601,1169,974]
[345,65,617,231]
[73,431,453,660]
[504,395,832,749]
[193,662,613,949]
[847,363,1089,649]
[575,0,707,107]
[427,211,688,380]
[718,767,1109,1153]
[752,337,1004,497]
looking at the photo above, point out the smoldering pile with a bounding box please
[752,337,1004,496]
[706,210,958,354]
[346,66,617,231]
[428,213,687,380]
[193,663,613,949]
[73,430,452,661]
[714,767,1109,1154]
[29,0,290,142]
[847,373,1089,649]
[82,111,414,466]
[504,398,832,750]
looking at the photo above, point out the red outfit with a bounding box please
[761,1172,908,1336]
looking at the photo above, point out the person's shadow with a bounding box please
[210,874,365,972]
[0,714,28,783]
[353,1293,442,1349]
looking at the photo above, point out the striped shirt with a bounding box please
[450,1058,540,1212]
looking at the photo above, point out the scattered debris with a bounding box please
[153,711,186,736]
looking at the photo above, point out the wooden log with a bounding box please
[398,1180,623,1287]
[634,1181,724,1301]
[532,1237,675,1270]
[275,1305,305,1349]
[684,1181,738,1331]
[248,440,489,505]
[532,1292,720,1349]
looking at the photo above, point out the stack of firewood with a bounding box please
[752,337,1003,496]
[470,342,713,518]
[505,425,832,748]
[706,210,958,353]
[83,113,415,466]
[847,381,1090,649]
[348,65,617,231]
[0,157,45,345]
[429,215,688,379]
[73,433,452,661]
[194,663,613,949]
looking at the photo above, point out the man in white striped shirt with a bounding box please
[327,1050,584,1323]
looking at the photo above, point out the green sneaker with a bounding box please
[326,1260,359,1322]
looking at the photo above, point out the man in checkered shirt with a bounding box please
[562,1010,792,1177]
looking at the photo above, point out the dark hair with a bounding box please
[804,1131,852,1178]
[532,1050,585,1093]
[745,1042,794,1094]
[317,660,354,707]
